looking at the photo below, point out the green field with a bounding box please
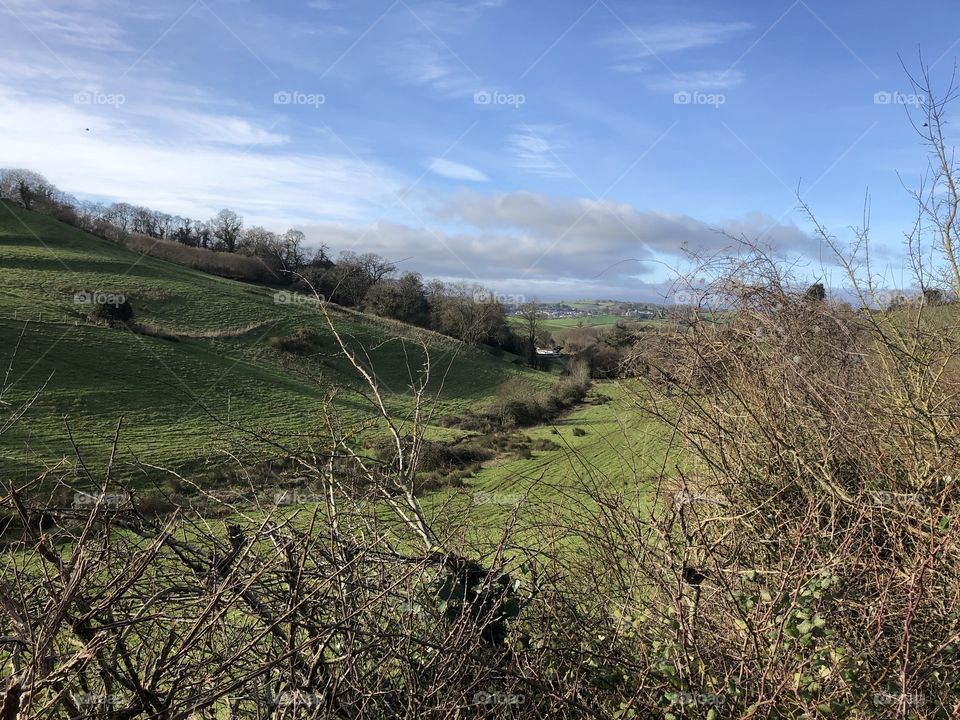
[0,203,550,481]
[445,381,674,536]
[543,313,623,328]
[269,380,674,546]
[508,313,624,330]
[508,312,658,343]
[508,313,626,333]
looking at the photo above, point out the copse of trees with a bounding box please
[302,251,398,307]
[363,271,431,327]
[426,282,517,349]
[0,168,57,210]
[295,266,522,352]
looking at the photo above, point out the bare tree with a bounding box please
[517,299,543,366]
[210,208,244,253]
[280,228,307,270]
[905,57,960,295]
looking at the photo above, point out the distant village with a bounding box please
[505,301,665,320]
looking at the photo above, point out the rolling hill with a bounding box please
[0,202,549,482]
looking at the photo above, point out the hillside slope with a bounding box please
[0,202,548,481]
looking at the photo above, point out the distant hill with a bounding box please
[0,202,547,481]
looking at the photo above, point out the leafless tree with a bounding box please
[210,209,244,253]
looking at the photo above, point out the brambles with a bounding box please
[267,326,324,354]
[611,247,960,715]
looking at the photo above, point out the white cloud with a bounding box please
[609,62,647,74]
[375,0,506,97]
[427,157,489,182]
[0,54,98,83]
[614,21,752,57]
[296,191,820,300]
[435,190,819,258]
[412,0,506,34]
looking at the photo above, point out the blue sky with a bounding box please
[0,0,956,300]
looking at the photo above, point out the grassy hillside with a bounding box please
[0,202,549,481]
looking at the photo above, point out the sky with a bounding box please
[0,0,957,301]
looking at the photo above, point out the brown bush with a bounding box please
[267,327,323,354]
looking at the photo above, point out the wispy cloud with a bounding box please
[644,69,745,91]
[0,0,130,51]
[165,110,289,147]
[507,125,571,178]
[392,40,481,97]
[413,0,506,34]
[612,21,752,57]
[427,157,489,182]
[377,0,508,97]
